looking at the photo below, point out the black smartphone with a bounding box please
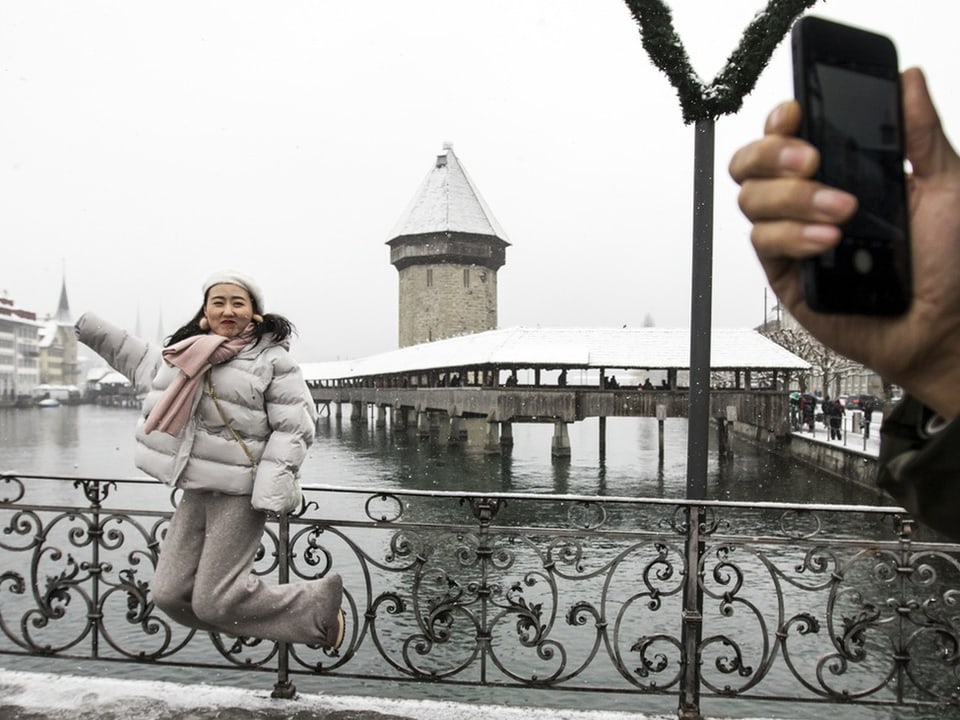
[791,16,912,315]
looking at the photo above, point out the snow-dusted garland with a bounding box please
[622,0,820,123]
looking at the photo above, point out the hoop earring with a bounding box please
[199,317,209,330]
[253,314,264,323]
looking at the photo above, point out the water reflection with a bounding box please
[0,405,79,451]
[0,406,141,477]
[309,413,890,508]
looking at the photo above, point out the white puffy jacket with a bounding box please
[76,312,317,514]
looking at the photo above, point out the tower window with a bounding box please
[463,268,470,287]
[426,268,433,287]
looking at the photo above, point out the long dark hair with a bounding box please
[165,293,297,348]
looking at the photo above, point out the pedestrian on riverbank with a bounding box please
[824,397,844,441]
[861,397,874,440]
[799,393,815,432]
[789,391,801,430]
[729,67,960,540]
[75,269,345,647]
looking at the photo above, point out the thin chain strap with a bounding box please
[206,373,257,468]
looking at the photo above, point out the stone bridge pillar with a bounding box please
[457,417,501,454]
[351,401,364,424]
[551,421,571,458]
[447,414,463,446]
[500,421,513,449]
[483,420,500,455]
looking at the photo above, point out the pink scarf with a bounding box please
[144,328,254,436]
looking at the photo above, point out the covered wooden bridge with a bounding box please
[300,326,809,457]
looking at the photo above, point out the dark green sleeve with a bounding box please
[877,396,960,540]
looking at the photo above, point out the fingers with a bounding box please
[750,219,842,261]
[764,99,802,136]
[737,176,856,223]
[729,101,810,184]
[729,136,819,184]
[731,96,857,261]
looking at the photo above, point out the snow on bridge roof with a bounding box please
[299,327,809,382]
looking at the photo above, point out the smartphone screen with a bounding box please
[793,17,912,315]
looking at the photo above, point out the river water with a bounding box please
[0,405,933,720]
[0,404,885,504]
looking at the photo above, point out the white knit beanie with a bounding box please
[202,269,265,312]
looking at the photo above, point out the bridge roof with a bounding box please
[300,327,810,381]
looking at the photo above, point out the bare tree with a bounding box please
[762,326,857,395]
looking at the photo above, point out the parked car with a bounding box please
[845,394,884,412]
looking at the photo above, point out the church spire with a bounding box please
[55,267,71,324]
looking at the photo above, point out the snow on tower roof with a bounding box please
[388,143,510,241]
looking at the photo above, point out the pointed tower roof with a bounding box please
[55,271,71,324]
[388,143,510,242]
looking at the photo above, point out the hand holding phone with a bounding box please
[792,16,912,315]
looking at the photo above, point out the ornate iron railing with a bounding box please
[1,472,958,719]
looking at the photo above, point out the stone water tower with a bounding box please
[387,143,510,348]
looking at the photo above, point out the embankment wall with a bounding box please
[731,420,884,500]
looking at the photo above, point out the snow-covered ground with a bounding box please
[0,668,672,720]
[792,411,883,457]
[0,668,805,720]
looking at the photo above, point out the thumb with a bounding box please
[902,67,958,177]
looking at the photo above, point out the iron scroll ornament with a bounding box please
[622,0,820,124]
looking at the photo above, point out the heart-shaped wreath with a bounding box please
[622,0,820,123]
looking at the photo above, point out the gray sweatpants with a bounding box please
[152,489,342,646]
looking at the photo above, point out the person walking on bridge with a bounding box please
[75,269,345,648]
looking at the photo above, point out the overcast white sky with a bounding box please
[3,1,959,362]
